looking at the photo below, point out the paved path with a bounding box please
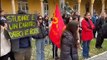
[87,51,107,60]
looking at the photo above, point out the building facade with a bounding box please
[0,0,107,17]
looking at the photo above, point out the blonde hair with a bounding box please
[100,12,106,18]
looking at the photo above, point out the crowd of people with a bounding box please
[0,8,107,60]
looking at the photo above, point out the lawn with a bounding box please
[79,39,107,60]
[31,39,107,60]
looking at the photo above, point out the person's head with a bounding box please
[66,21,78,33]
[71,11,74,16]
[0,20,5,26]
[69,17,73,22]
[100,12,106,19]
[84,12,91,19]
[44,15,49,20]
[73,11,79,16]
[0,20,5,30]
[72,15,79,22]
[38,15,43,23]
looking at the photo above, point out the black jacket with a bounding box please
[32,24,48,39]
[4,29,11,40]
[60,31,78,60]
[102,23,107,38]
[96,18,105,31]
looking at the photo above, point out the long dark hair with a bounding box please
[66,21,79,47]
[0,20,5,27]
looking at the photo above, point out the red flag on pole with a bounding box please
[49,4,66,48]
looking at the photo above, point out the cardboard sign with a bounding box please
[6,14,39,39]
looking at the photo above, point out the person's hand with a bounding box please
[88,26,92,29]
[77,40,82,50]
[1,26,5,30]
[46,27,49,29]
[4,23,8,30]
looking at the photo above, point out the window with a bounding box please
[73,4,78,11]
[43,0,49,15]
[18,0,28,13]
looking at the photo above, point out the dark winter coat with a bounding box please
[60,31,78,60]
[101,23,107,38]
[96,18,105,31]
[60,21,79,60]
[32,24,48,39]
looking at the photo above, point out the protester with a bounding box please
[0,20,11,60]
[44,15,49,32]
[32,15,48,60]
[43,15,50,45]
[0,9,15,60]
[60,21,79,60]
[10,10,32,60]
[92,12,99,38]
[72,15,82,49]
[48,17,59,60]
[95,12,107,48]
[0,9,7,29]
[62,13,70,24]
[12,37,31,60]
[81,12,95,59]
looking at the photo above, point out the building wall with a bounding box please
[1,0,60,17]
[1,0,106,16]
[105,0,107,13]
[65,0,75,8]
[94,0,102,15]
[1,0,12,14]
[14,0,19,13]
[48,0,59,18]
[80,0,87,16]
[28,0,41,14]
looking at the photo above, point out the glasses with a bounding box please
[38,18,42,20]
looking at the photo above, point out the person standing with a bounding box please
[81,12,95,59]
[10,10,32,60]
[60,21,79,60]
[49,17,59,60]
[95,12,107,48]
[43,15,50,45]
[92,12,98,38]
[0,20,11,60]
[0,9,15,60]
[12,37,32,60]
[72,15,82,49]
[32,15,48,60]
[0,10,7,29]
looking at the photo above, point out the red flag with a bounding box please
[49,4,66,48]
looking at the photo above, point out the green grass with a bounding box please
[31,39,107,60]
[79,39,107,60]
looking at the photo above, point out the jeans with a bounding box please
[44,36,49,45]
[82,40,90,58]
[36,39,45,60]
